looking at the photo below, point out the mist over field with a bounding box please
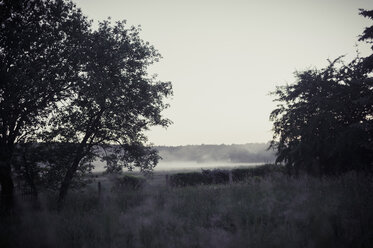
[92,143,275,172]
[156,143,275,163]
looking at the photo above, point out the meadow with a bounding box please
[1,167,373,248]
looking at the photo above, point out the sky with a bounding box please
[74,0,373,146]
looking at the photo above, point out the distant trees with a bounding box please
[270,9,373,175]
[1,0,172,211]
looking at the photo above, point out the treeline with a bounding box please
[155,143,275,163]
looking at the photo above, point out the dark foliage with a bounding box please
[50,18,172,205]
[359,9,373,72]
[0,0,90,212]
[169,172,211,187]
[0,0,172,210]
[231,164,282,182]
[270,10,373,176]
[112,174,146,191]
[12,143,95,193]
[202,169,230,184]
[169,165,281,187]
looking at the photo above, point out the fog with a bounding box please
[153,161,263,171]
[93,143,274,172]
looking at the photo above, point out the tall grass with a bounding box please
[1,172,373,248]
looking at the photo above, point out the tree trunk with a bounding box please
[57,135,91,208]
[57,152,84,208]
[22,147,39,199]
[0,160,14,214]
[57,113,102,208]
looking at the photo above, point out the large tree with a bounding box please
[0,0,89,212]
[270,10,373,175]
[42,19,172,205]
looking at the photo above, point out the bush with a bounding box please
[169,172,211,187]
[232,164,283,182]
[202,169,230,184]
[112,174,146,191]
[169,165,284,187]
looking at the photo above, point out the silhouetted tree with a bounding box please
[359,9,373,72]
[270,9,373,175]
[0,0,89,212]
[270,58,372,175]
[41,19,172,205]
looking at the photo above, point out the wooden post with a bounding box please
[229,171,233,185]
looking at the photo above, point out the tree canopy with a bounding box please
[270,9,373,175]
[0,0,90,211]
[0,0,172,210]
[48,19,172,203]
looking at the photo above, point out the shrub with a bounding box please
[202,169,230,184]
[231,164,283,182]
[170,165,284,187]
[169,172,211,187]
[112,174,146,191]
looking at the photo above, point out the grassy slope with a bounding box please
[1,172,373,248]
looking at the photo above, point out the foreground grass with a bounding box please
[1,172,373,248]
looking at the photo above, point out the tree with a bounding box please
[0,0,90,212]
[359,9,373,72]
[43,19,172,205]
[270,10,373,175]
[270,58,372,175]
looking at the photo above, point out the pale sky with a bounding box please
[75,0,373,146]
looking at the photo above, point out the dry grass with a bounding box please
[1,171,373,248]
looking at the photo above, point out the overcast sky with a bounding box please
[75,0,372,146]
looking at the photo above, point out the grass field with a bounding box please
[1,170,373,248]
